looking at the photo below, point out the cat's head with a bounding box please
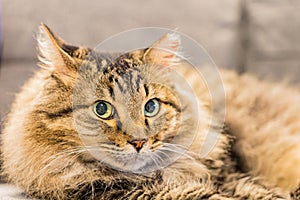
[37,24,205,174]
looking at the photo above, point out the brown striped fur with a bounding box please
[1,24,299,199]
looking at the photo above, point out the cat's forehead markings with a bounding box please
[102,56,143,77]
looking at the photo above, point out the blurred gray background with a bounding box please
[1,0,300,116]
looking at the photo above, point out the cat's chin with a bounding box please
[87,148,170,174]
[105,153,161,174]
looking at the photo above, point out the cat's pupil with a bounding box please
[96,102,107,115]
[145,100,156,113]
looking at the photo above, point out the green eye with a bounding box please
[93,101,114,119]
[144,99,160,117]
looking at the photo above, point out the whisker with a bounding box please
[42,147,87,164]
[162,143,199,157]
[159,146,195,161]
[96,155,110,166]
[162,142,189,150]
[155,149,173,162]
[34,147,88,184]
[151,152,165,166]
[148,152,160,170]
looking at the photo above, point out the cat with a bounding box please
[1,23,299,199]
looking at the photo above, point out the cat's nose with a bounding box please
[128,138,147,153]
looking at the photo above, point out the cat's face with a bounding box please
[38,24,199,173]
[73,56,187,173]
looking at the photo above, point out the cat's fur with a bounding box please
[1,24,300,199]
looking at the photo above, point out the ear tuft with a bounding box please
[36,23,83,86]
[144,32,182,67]
[37,23,66,71]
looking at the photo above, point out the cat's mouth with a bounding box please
[104,152,158,173]
[85,140,188,174]
[86,145,170,173]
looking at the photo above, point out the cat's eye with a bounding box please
[144,99,160,117]
[93,101,114,119]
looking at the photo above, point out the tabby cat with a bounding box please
[1,24,300,199]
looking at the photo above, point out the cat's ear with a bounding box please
[37,23,89,85]
[143,33,181,67]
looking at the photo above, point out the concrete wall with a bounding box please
[245,0,300,83]
[2,0,241,69]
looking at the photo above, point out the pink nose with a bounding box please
[128,139,147,152]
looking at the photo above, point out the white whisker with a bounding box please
[151,152,165,166]
[155,149,173,161]
[163,143,199,157]
[148,152,160,170]
[159,146,195,161]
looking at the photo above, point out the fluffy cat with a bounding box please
[1,24,299,199]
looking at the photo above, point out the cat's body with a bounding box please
[1,24,299,199]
